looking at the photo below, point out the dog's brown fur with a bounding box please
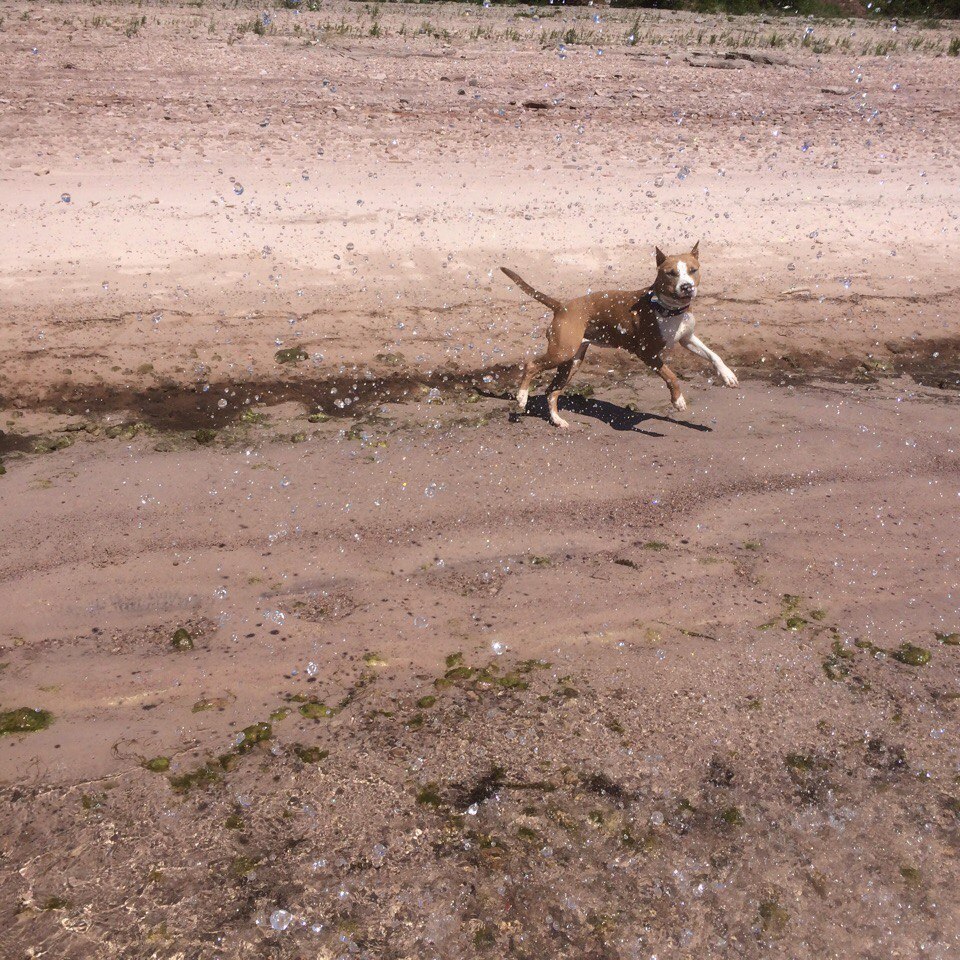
[502,244,738,427]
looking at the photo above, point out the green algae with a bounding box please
[274,346,308,364]
[42,896,70,911]
[236,721,272,752]
[194,428,217,445]
[899,865,922,886]
[416,695,437,709]
[785,753,816,772]
[170,627,194,651]
[416,783,443,807]
[239,408,268,425]
[168,764,220,793]
[293,744,328,763]
[445,652,464,668]
[758,899,789,934]
[892,643,931,666]
[0,707,53,736]
[720,806,745,826]
[224,812,244,830]
[299,702,337,720]
[230,855,261,878]
[643,541,668,551]
[143,756,170,773]
[192,696,230,713]
[363,652,388,667]
[34,433,76,454]
[936,632,959,646]
[785,616,808,631]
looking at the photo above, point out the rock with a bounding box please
[171,627,194,651]
[522,100,551,110]
[821,86,850,96]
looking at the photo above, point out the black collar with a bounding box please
[648,290,690,317]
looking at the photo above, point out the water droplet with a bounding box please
[233,183,244,196]
[467,803,479,816]
[60,193,71,204]
[270,910,293,932]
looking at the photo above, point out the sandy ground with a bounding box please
[1,2,959,958]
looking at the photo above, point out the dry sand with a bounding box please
[1,2,959,957]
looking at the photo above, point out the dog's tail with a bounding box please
[500,267,562,313]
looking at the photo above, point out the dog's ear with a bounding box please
[691,240,700,259]
[655,246,666,267]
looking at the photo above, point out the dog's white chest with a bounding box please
[657,311,693,346]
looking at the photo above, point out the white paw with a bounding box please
[721,368,739,388]
[673,395,687,412]
[551,416,570,429]
[517,389,529,411]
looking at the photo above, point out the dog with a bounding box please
[501,243,738,428]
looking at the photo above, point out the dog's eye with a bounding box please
[668,269,678,276]
[690,267,699,274]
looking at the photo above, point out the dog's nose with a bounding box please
[679,282,694,295]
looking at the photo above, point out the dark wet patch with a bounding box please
[0,364,518,439]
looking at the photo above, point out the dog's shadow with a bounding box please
[506,393,712,436]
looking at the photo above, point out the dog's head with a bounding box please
[654,242,700,308]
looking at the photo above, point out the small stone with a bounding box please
[171,627,194,651]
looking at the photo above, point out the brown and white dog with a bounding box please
[502,243,738,428]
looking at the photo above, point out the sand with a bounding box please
[1,2,959,957]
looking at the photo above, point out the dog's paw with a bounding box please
[516,389,529,411]
[551,416,570,429]
[721,369,739,388]
[673,395,688,412]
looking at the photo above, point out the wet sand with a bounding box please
[1,2,959,957]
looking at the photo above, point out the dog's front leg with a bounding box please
[680,333,738,387]
[655,363,687,411]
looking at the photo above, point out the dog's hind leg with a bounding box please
[517,355,550,411]
[545,342,589,429]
